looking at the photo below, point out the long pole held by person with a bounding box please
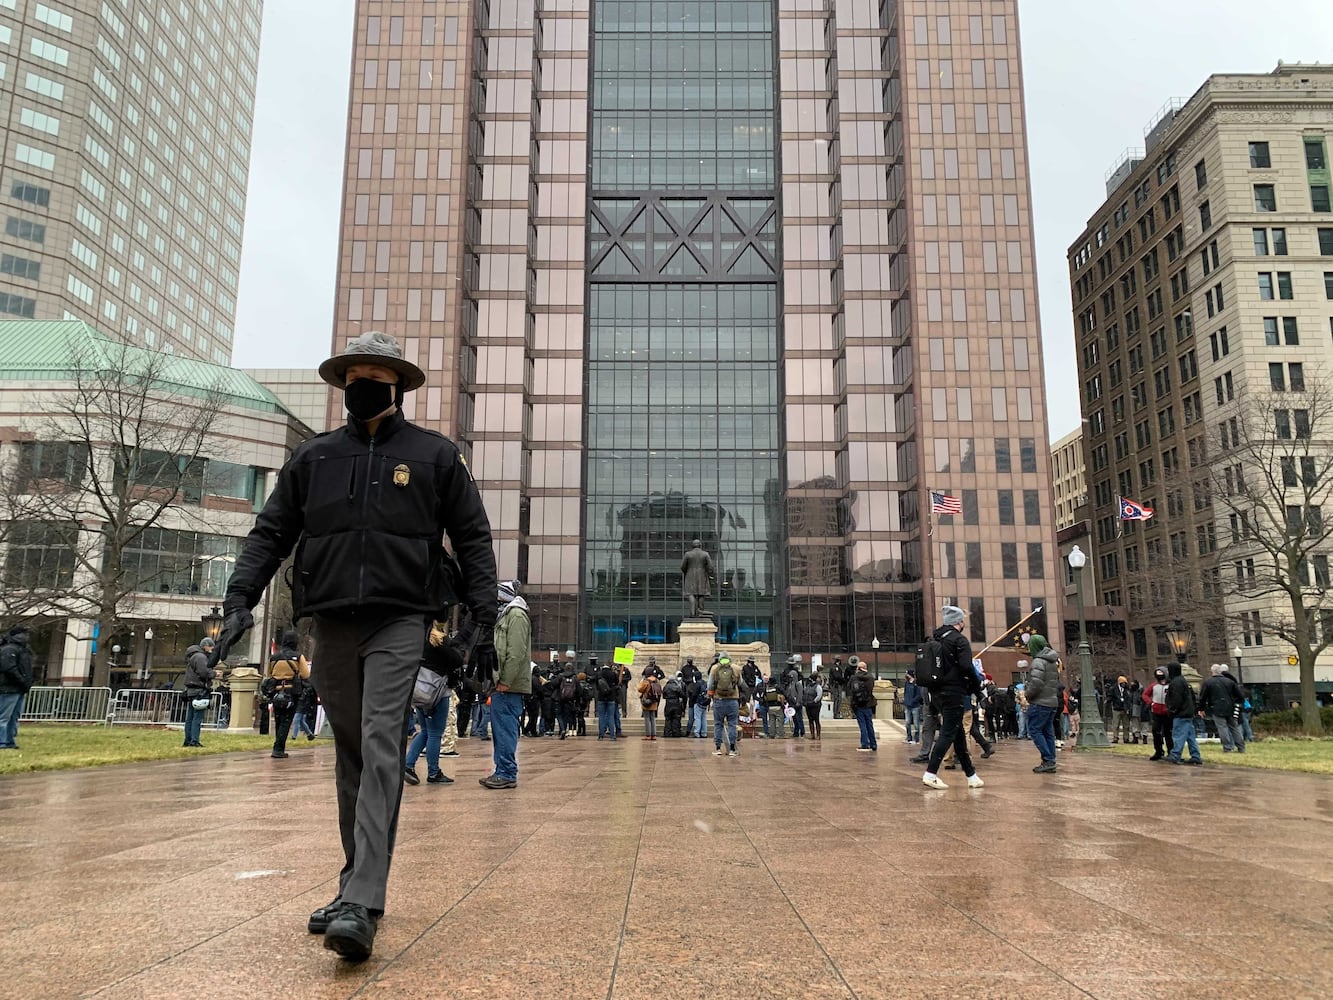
[975,605,1045,658]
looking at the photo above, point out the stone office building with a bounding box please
[331,0,1059,663]
[1067,64,1333,699]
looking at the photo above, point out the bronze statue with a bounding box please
[680,539,714,617]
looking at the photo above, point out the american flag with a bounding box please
[1118,496,1154,520]
[931,490,962,515]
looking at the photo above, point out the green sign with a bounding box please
[613,646,635,665]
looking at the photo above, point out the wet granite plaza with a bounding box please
[1,726,1329,999]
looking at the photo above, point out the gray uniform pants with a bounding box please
[312,613,424,913]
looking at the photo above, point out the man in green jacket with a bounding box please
[482,580,531,789]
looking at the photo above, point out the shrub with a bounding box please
[1252,706,1333,736]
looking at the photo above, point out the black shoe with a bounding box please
[981,747,995,759]
[479,774,517,789]
[1033,761,1057,773]
[427,772,454,784]
[306,733,315,741]
[271,751,289,759]
[1186,758,1203,766]
[403,767,420,785]
[324,903,377,961]
[944,763,958,770]
[1148,753,1163,761]
[909,755,928,764]
[308,898,344,934]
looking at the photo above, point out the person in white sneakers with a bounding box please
[921,606,984,790]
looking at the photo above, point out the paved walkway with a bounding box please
[1,727,1329,999]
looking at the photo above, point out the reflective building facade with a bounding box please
[331,0,1060,661]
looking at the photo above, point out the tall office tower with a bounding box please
[0,1,262,363]
[331,0,1059,660]
[1068,65,1333,695]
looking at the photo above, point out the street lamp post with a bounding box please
[1067,545,1109,747]
[1232,644,1244,689]
[201,606,224,643]
[870,636,880,681]
[138,626,154,683]
[1165,618,1193,668]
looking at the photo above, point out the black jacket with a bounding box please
[1199,674,1243,718]
[1165,667,1197,718]
[931,624,980,697]
[0,635,34,694]
[224,411,498,625]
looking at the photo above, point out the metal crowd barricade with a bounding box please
[107,688,187,726]
[18,686,113,724]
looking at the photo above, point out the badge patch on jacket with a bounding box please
[392,463,411,487]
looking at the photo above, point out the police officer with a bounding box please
[213,331,498,962]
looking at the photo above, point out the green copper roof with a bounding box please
[0,319,295,417]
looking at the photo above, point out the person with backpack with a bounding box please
[803,667,823,740]
[847,656,877,751]
[762,674,785,738]
[557,663,579,739]
[637,668,663,741]
[594,657,619,740]
[1023,635,1062,774]
[901,668,923,743]
[828,656,846,718]
[921,606,984,790]
[263,629,310,759]
[709,654,742,756]
[784,662,807,739]
[662,673,686,737]
[615,660,632,737]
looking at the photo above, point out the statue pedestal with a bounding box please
[676,619,719,673]
[227,666,261,733]
[873,680,899,722]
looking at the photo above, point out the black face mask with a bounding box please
[344,378,396,421]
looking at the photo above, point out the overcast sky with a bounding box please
[232,0,1333,443]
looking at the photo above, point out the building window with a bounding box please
[1270,363,1286,392]
[1258,273,1274,300]
[965,541,982,579]
[1253,184,1277,212]
[1248,141,1270,168]
[4,217,45,243]
[1278,271,1293,299]
[1321,228,1333,255]
[1306,139,1328,170]
[0,253,40,280]
[1198,201,1211,231]
[1194,159,1207,189]
[0,291,37,316]
[1313,186,1331,213]
[1001,542,1018,579]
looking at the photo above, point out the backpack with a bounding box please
[641,678,662,708]
[559,674,577,701]
[849,673,876,708]
[714,663,738,698]
[596,672,614,700]
[802,681,821,707]
[412,666,447,709]
[913,637,946,689]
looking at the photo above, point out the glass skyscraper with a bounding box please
[331,0,1060,666]
[584,1,781,648]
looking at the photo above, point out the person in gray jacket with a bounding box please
[182,637,216,747]
[1023,635,1062,773]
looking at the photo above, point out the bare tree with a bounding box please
[0,337,225,686]
[1207,375,1333,735]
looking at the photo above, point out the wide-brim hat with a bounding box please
[319,331,426,391]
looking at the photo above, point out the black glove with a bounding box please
[471,630,498,680]
[209,608,254,668]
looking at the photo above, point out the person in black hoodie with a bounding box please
[922,606,984,790]
[0,625,36,750]
[1166,663,1202,765]
[263,629,310,758]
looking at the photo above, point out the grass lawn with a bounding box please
[1105,737,1333,775]
[0,724,277,775]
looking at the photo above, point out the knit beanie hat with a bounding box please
[1027,634,1048,655]
[942,605,966,627]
